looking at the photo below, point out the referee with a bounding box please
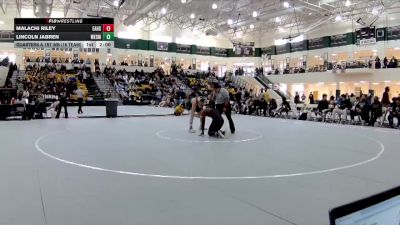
[212,82,235,134]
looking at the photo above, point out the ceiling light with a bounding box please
[283,1,290,8]
[345,0,351,7]
[384,80,391,83]
[308,12,312,15]
[372,49,377,52]
[161,7,167,14]
[335,15,342,21]
[113,0,118,7]
[252,11,258,17]
[190,13,195,19]
[332,54,337,56]
[212,3,217,9]
[394,47,400,50]
[181,0,186,3]
[354,52,357,54]
[250,24,254,29]
[227,19,233,25]
[372,82,379,85]
[275,17,281,22]
[65,51,70,54]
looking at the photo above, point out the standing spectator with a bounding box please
[75,87,84,114]
[382,86,390,107]
[309,92,315,104]
[383,57,388,68]
[213,82,235,134]
[301,93,306,102]
[375,56,381,69]
[294,92,300,104]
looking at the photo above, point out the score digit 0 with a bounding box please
[102,24,114,32]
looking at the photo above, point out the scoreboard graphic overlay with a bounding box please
[14,18,114,48]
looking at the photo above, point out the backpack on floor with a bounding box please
[298,112,308,120]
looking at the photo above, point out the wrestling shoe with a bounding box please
[189,129,196,133]
[217,130,225,138]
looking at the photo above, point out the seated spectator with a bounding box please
[332,94,351,122]
[388,98,400,128]
[350,94,370,124]
[268,98,278,116]
[316,94,329,120]
[369,96,382,126]
[259,97,268,117]
[275,97,291,116]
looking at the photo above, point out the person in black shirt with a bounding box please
[369,96,383,126]
[350,94,369,124]
[259,98,269,117]
[294,92,300,104]
[56,90,68,119]
[268,99,278,117]
[388,98,400,128]
[316,94,329,121]
[309,92,315,104]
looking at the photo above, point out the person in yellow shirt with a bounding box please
[174,104,185,116]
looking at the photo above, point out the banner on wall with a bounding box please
[233,41,254,56]
[387,26,400,40]
[215,48,228,57]
[197,46,210,55]
[176,44,191,53]
[157,42,168,51]
[330,34,347,47]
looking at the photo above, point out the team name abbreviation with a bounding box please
[15,26,57,31]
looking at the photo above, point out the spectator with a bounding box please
[309,92,314,104]
[333,94,351,123]
[383,57,388,68]
[268,98,278,116]
[369,96,382,126]
[294,92,300,104]
[382,86,390,107]
[388,98,400,128]
[301,93,306,102]
[350,94,369,125]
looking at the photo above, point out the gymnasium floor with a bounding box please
[1,106,399,225]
